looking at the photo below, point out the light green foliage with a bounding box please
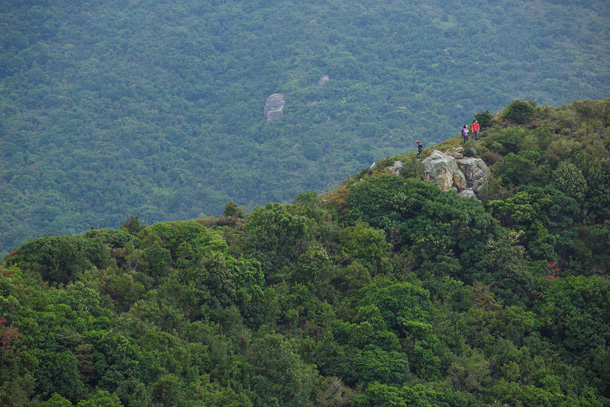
[199,382,253,407]
[246,203,308,273]
[486,126,529,156]
[77,390,123,407]
[353,347,411,386]
[294,244,330,284]
[352,382,475,407]
[340,221,391,275]
[335,305,399,351]
[553,161,588,201]
[352,383,409,407]
[145,221,227,265]
[498,152,545,187]
[359,282,431,333]
[489,191,539,225]
[587,160,610,221]
[489,380,603,407]
[41,393,74,407]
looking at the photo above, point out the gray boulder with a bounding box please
[264,93,286,123]
[422,150,468,191]
[421,150,491,197]
[388,161,403,175]
[458,188,479,200]
[457,157,491,192]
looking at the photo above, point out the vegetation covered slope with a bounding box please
[1,99,609,406]
[2,0,610,254]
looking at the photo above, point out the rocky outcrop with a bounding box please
[422,151,467,191]
[264,93,286,123]
[457,157,491,193]
[458,189,477,199]
[388,161,403,175]
[421,150,490,198]
[317,75,330,86]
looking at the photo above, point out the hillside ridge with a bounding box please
[1,98,609,406]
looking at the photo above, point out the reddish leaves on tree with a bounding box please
[329,188,350,217]
[0,317,22,356]
[544,262,560,280]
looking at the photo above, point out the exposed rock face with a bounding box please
[421,150,490,197]
[264,93,286,123]
[422,151,467,191]
[388,161,403,175]
[317,75,330,86]
[459,188,478,200]
[457,157,492,192]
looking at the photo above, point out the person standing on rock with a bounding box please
[472,120,480,141]
[461,125,469,143]
[416,140,423,159]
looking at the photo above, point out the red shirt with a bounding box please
[472,122,480,132]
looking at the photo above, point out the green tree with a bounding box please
[553,161,588,201]
[76,390,123,406]
[246,203,308,274]
[120,216,146,235]
[294,244,330,284]
[340,221,391,275]
[474,109,494,129]
[503,100,537,125]
[152,374,184,407]
[41,393,74,407]
[538,275,610,353]
[222,201,246,218]
[9,236,101,284]
[245,334,321,407]
[36,350,84,402]
[140,241,171,277]
[586,160,610,221]
[359,281,431,333]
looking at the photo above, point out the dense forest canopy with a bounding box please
[1,99,609,406]
[1,0,610,254]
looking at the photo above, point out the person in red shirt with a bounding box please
[472,120,480,141]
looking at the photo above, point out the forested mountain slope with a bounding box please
[1,0,610,255]
[1,99,609,406]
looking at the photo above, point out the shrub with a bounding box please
[474,109,494,129]
[503,100,536,125]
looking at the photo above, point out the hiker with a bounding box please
[461,125,469,143]
[472,120,480,141]
[416,140,423,158]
